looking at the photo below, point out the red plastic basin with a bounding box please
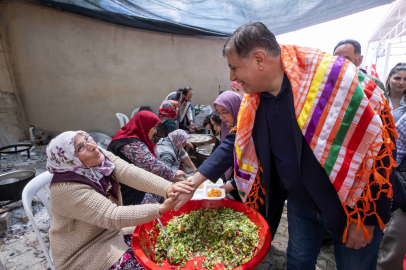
[132,198,271,270]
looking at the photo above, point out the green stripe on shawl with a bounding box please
[238,190,246,197]
[358,70,367,83]
[324,83,365,175]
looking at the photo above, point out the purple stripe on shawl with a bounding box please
[304,57,346,144]
[234,149,251,180]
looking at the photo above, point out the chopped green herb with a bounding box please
[154,207,259,269]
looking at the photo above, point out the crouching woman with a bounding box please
[46,131,193,270]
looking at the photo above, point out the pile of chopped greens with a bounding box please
[153,207,260,269]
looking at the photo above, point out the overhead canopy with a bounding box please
[33,0,392,37]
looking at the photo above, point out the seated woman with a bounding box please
[107,111,187,206]
[203,112,222,154]
[155,130,197,173]
[46,131,193,270]
[152,100,178,144]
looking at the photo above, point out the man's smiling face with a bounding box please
[227,51,261,95]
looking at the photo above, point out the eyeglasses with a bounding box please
[217,110,230,117]
[395,63,406,67]
[75,135,94,153]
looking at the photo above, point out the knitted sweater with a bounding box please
[49,150,172,270]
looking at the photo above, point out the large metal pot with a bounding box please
[187,134,213,147]
[195,143,215,165]
[0,169,36,201]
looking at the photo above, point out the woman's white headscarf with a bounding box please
[46,131,115,188]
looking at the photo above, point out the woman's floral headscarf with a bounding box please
[46,131,115,188]
[168,130,188,149]
[158,100,178,122]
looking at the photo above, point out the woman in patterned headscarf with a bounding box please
[152,100,179,144]
[46,130,193,270]
[155,129,197,173]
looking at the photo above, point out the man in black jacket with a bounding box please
[174,22,406,270]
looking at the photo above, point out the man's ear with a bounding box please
[252,50,267,71]
[358,55,364,67]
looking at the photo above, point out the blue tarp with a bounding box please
[33,0,392,36]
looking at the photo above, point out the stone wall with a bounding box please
[0,32,27,147]
[0,1,231,137]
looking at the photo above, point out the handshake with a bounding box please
[158,172,207,214]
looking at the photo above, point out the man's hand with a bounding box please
[196,126,202,131]
[220,182,235,194]
[190,122,195,128]
[166,181,195,198]
[172,170,187,182]
[174,191,195,211]
[189,128,195,134]
[345,222,374,249]
[174,172,207,211]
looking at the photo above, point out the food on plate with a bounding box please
[153,208,260,269]
[207,188,222,197]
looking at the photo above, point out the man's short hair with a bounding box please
[223,22,281,59]
[333,39,361,55]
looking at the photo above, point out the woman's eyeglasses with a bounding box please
[217,111,230,117]
[75,135,94,153]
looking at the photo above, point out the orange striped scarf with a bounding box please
[234,45,397,241]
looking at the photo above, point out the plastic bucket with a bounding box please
[132,198,271,270]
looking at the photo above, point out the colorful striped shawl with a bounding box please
[234,45,397,239]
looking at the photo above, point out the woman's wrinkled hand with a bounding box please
[167,181,195,198]
[159,194,180,214]
[220,182,235,194]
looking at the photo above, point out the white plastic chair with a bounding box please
[130,107,140,119]
[116,113,129,128]
[22,172,55,270]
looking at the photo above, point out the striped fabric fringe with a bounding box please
[233,45,397,241]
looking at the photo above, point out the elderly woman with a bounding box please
[155,130,197,173]
[152,100,178,144]
[46,131,193,270]
[107,111,187,206]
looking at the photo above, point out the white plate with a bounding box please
[191,182,225,200]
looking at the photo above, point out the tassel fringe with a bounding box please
[342,96,397,243]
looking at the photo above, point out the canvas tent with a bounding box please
[365,0,406,79]
[34,0,392,36]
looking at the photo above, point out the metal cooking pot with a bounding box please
[187,134,213,147]
[0,169,36,201]
[195,143,215,165]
